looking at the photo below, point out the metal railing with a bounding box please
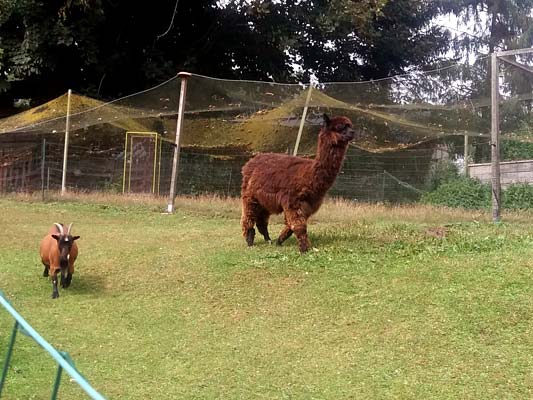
[0,290,106,399]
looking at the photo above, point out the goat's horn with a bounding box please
[67,223,73,235]
[53,223,64,235]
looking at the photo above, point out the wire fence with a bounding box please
[0,138,477,201]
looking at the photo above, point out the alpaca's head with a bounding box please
[320,114,357,146]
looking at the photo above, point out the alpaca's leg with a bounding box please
[256,209,271,242]
[276,215,293,245]
[276,226,293,245]
[285,210,310,253]
[241,197,257,246]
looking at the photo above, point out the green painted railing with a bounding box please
[0,291,106,399]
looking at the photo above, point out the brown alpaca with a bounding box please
[240,114,356,253]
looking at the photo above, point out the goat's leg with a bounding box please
[285,211,310,253]
[241,196,257,246]
[256,209,271,242]
[64,263,74,288]
[42,263,49,277]
[60,268,72,288]
[60,268,66,288]
[51,270,60,299]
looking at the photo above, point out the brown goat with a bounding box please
[240,114,356,253]
[39,223,80,298]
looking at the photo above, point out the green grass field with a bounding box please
[1,194,533,399]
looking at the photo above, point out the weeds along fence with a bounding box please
[0,52,532,203]
[0,291,106,399]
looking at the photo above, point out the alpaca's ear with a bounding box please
[322,114,330,126]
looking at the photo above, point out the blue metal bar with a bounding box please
[0,291,106,400]
[0,321,19,397]
[51,363,63,400]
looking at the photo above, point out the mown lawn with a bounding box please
[0,194,532,399]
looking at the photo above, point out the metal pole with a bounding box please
[464,135,469,177]
[0,322,18,396]
[157,136,162,196]
[51,364,63,400]
[41,138,46,201]
[491,52,501,222]
[61,89,72,196]
[167,72,191,213]
[382,170,386,202]
[293,84,313,156]
[122,132,129,194]
[152,133,158,194]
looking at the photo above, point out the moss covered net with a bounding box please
[1,53,532,201]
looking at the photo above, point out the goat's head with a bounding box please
[51,223,80,268]
[321,114,358,145]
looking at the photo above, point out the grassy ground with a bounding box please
[1,193,533,399]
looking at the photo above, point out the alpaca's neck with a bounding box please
[312,137,348,194]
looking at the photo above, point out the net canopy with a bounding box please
[0,51,531,201]
[0,53,531,154]
[0,93,159,134]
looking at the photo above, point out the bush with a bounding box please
[501,140,533,161]
[425,160,460,191]
[422,178,533,210]
[503,184,533,210]
[420,176,491,209]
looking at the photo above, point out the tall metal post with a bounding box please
[464,135,469,177]
[41,138,46,201]
[491,52,501,222]
[61,89,72,196]
[293,84,313,156]
[167,72,192,213]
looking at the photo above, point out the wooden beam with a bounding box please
[167,72,192,213]
[496,47,533,57]
[500,56,533,74]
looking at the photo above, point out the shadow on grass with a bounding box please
[308,232,367,248]
[69,274,107,296]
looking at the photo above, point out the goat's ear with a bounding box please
[51,234,60,241]
[72,236,80,241]
[322,113,330,127]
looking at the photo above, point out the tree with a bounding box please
[0,0,476,109]
[438,0,533,54]
[0,0,105,100]
[236,0,452,82]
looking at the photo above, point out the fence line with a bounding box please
[0,290,106,399]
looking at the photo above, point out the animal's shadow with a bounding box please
[67,273,107,296]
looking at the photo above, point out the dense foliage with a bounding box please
[0,0,531,118]
[421,176,491,209]
[501,139,533,161]
[502,183,533,210]
[422,177,533,210]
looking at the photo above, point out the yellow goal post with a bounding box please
[122,131,174,195]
